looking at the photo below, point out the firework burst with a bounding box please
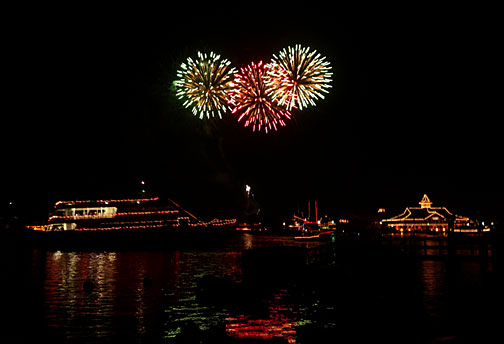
[229,61,292,133]
[175,51,236,119]
[266,44,332,111]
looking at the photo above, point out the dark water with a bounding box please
[8,234,504,343]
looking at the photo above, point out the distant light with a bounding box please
[141,181,145,185]
[142,190,146,193]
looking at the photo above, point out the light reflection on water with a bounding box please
[42,249,246,342]
[226,289,298,343]
[417,260,447,320]
[35,234,496,342]
[163,251,242,337]
[44,251,118,339]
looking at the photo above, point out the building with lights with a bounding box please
[381,194,485,233]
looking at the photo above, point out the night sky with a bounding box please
[2,10,502,224]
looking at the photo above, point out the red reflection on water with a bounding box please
[225,290,297,344]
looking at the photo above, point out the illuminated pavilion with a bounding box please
[381,194,472,233]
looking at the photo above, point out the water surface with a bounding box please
[21,234,503,343]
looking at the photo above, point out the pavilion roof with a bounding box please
[382,194,469,223]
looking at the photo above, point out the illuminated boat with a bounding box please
[47,197,178,231]
[43,196,236,232]
[30,197,239,248]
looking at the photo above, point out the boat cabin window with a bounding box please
[68,207,116,217]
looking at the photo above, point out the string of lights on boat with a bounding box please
[48,210,180,222]
[69,218,237,231]
[55,197,160,207]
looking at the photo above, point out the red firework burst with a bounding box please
[229,61,292,133]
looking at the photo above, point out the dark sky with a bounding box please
[2,10,502,223]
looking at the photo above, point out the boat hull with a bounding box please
[30,227,241,250]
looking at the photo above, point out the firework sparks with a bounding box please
[229,61,292,133]
[175,51,236,119]
[266,44,332,111]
